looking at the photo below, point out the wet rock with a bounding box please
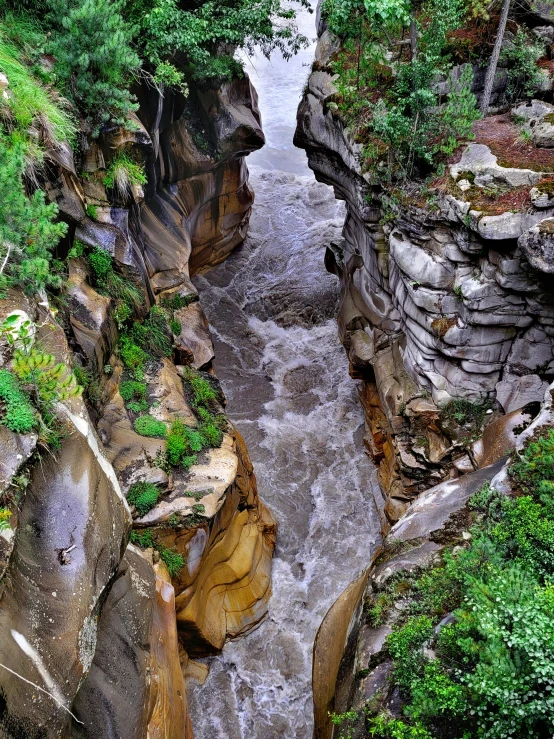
[70,547,156,738]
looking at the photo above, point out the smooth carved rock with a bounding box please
[70,547,156,738]
[173,301,214,368]
[0,410,130,738]
[519,218,554,273]
[66,259,116,372]
[390,231,454,289]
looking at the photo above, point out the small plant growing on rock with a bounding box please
[157,545,185,577]
[133,415,167,438]
[120,380,148,412]
[0,369,36,433]
[127,481,160,516]
[0,508,11,532]
[103,151,146,197]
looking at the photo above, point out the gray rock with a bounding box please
[530,186,554,208]
[450,143,542,187]
[519,219,554,273]
[496,373,550,413]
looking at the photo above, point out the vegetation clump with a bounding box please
[360,428,554,738]
[127,481,160,516]
[130,528,185,576]
[133,414,166,438]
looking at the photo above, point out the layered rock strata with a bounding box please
[0,73,273,738]
[295,22,554,523]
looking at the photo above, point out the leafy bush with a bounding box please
[119,336,148,379]
[103,151,146,197]
[182,366,218,408]
[0,368,35,433]
[386,616,434,692]
[0,507,11,531]
[119,379,148,411]
[127,481,160,515]
[509,428,554,502]
[129,528,154,548]
[367,715,433,738]
[165,418,200,469]
[87,247,143,329]
[501,27,548,104]
[133,415,166,438]
[157,544,185,577]
[47,0,140,134]
[131,306,172,358]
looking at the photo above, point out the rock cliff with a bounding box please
[0,73,274,738]
[295,16,554,525]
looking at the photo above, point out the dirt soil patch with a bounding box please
[472,113,554,172]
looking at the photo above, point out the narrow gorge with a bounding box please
[1,0,554,738]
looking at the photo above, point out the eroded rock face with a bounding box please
[0,67,270,739]
[296,31,554,521]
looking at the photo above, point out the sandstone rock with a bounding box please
[389,458,508,543]
[173,301,214,368]
[66,259,116,372]
[70,547,156,738]
[0,409,130,737]
[472,406,535,469]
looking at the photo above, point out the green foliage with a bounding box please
[119,336,148,380]
[129,528,154,548]
[328,710,359,739]
[120,379,148,412]
[165,418,200,468]
[160,293,195,311]
[501,27,548,104]
[367,715,433,738]
[157,544,185,577]
[131,306,173,358]
[125,0,309,83]
[103,151,147,197]
[87,248,143,330]
[374,428,554,737]
[0,368,35,432]
[441,398,491,427]
[46,0,140,135]
[0,507,11,531]
[0,136,68,296]
[509,428,554,502]
[133,414,166,438]
[127,481,160,516]
[182,365,218,408]
[85,204,98,219]
[386,616,434,692]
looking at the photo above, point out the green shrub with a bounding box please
[441,398,491,427]
[157,544,185,577]
[182,366,218,408]
[130,529,154,548]
[0,368,35,433]
[509,428,554,502]
[119,379,148,411]
[386,616,434,692]
[103,151,146,196]
[501,27,548,104]
[85,204,98,219]
[366,715,433,738]
[131,306,172,358]
[133,415,166,438]
[119,336,148,379]
[47,0,140,135]
[0,507,11,531]
[165,418,200,468]
[127,481,160,516]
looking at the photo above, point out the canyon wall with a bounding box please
[0,73,273,738]
[296,8,554,737]
[295,16,554,525]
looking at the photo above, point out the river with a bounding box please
[188,6,383,736]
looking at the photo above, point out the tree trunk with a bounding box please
[480,0,511,114]
[410,18,418,61]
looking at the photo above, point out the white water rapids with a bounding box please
[188,7,383,736]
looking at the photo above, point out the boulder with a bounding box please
[519,218,554,273]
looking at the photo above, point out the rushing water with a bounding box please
[188,7,383,737]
